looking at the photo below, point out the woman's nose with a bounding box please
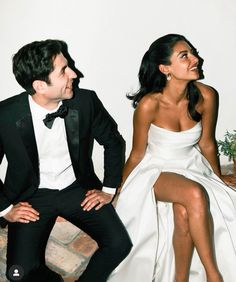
[191,54,199,65]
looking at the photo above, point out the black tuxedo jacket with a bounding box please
[0,88,125,226]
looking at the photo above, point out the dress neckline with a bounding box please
[150,121,201,133]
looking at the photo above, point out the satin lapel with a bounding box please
[64,108,79,166]
[15,105,39,179]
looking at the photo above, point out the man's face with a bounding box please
[45,53,77,102]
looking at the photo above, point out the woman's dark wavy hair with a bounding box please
[12,39,65,94]
[128,34,203,121]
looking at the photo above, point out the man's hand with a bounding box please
[81,190,114,211]
[3,202,40,223]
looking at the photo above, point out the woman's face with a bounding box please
[167,40,199,82]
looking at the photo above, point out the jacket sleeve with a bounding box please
[0,137,11,228]
[91,92,125,189]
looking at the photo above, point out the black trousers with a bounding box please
[6,182,132,282]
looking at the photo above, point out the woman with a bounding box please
[108,34,236,282]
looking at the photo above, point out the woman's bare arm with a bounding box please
[121,96,157,186]
[197,83,221,177]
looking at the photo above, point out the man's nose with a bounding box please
[67,67,77,79]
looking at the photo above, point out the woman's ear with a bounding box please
[159,64,171,75]
[32,80,47,94]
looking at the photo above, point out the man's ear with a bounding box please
[159,64,170,75]
[32,80,47,94]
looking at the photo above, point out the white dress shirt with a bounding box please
[29,97,76,190]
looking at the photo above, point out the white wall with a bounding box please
[0,0,235,178]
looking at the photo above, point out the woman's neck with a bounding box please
[162,81,188,105]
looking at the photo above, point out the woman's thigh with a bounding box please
[154,172,205,205]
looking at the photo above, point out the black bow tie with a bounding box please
[43,105,68,129]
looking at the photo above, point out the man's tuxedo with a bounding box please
[0,88,132,282]
[0,88,125,226]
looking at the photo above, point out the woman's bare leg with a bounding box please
[154,172,222,282]
[173,203,194,282]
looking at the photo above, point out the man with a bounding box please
[0,39,132,282]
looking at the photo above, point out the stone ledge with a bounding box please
[50,221,81,244]
[0,220,96,281]
[45,240,84,276]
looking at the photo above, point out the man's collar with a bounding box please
[28,95,62,120]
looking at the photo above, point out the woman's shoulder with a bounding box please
[138,93,160,110]
[194,81,219,101]
[194,81,219,112]
[134,93,160,121]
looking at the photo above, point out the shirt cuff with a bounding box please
[0,204,13,217]
[102,186,116,195]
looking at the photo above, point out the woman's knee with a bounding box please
[186,182,209,212]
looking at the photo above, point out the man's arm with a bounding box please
[0,137,12,214]
[0,128,39,224]
[81,92,125,211]
[91,92,125,187]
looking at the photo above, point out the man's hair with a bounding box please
[12,39,65,94]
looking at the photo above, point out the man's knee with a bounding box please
[110,231,132,259]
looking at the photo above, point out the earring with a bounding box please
[166,73,171,81]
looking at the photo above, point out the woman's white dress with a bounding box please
[108,122,236,282]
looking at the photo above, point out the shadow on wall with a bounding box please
[61,41,84,90]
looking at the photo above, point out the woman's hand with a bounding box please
[221,174,236,188]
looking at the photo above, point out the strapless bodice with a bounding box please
[146,122,202,159]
